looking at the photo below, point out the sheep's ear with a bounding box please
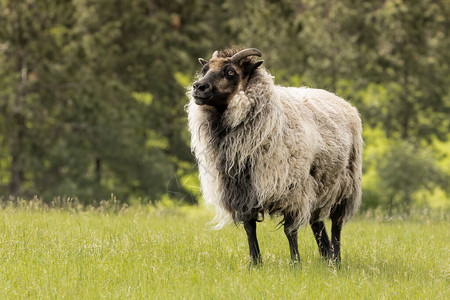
[242,60,263,78]
[198,58,208,66]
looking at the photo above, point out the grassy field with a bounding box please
[0,202,448,299]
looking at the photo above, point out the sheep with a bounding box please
[187,47,363,267]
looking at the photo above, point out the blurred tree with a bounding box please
[0,0,205,203]
[298,0,450,142]
[221,0,305,78]
[299,0,361,90]
[295,0,449,213]
[358,0,449,212]
[366,0,450,141]
[0,0,76,196]
[0,0,448,209]
[376,140,444,216]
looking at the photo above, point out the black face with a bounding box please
[192,62,240,112]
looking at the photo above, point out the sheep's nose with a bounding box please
[193,81,211,92]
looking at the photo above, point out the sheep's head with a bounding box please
[192,48,263,112]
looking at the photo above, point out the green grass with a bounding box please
[0,204,448,299]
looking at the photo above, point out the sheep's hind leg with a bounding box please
[284,215,301,267]
[310,220,332,259]
[330,202,345,264]
[244,219,262,268]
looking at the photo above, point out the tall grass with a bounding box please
[0,202,448,299]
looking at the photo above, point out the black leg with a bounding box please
[330,202,345,264]
[244,219,262,267]
[310,220,331,259]
[331,218,343,263]
[284,215,301,265]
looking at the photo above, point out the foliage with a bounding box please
[362,127,449,212]
[0,0,449,210]
[377,140,444,215]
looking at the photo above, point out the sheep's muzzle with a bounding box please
[192,80,213,105]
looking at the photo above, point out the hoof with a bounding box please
[290,260,302,271]
[248,259,263,270]
[328,257,341,269]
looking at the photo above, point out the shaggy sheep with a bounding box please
[187,47,363,266]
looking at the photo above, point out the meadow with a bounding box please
[0,201,448,299]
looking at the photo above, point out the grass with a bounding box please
[0,202,448,299]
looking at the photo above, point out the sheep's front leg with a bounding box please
[284,215,301,266]
[244,219,262,267]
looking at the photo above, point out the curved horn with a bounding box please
[231,48,262,63]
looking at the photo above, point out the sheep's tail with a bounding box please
[341,127,363,223]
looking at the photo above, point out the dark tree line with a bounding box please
[0,0,449,211]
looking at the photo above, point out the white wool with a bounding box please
[187,68,363,229]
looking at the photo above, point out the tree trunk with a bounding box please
[95,157,101,185]
[404,189,411,217]
[9,74,27,197]
[400,42,411,141]
[388,196,393,218]
[9,4,27,197]
[9,98,26,196]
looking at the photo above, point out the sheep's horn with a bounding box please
[231,48,262,64]
[212,50,219,58]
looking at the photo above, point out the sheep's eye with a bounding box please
[227,70,236,76]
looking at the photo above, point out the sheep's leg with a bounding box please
[330,203,345,264]
[331,219,343,263]
[284,215,301,265]
[310,220,332,259]
[244,219,262,267]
